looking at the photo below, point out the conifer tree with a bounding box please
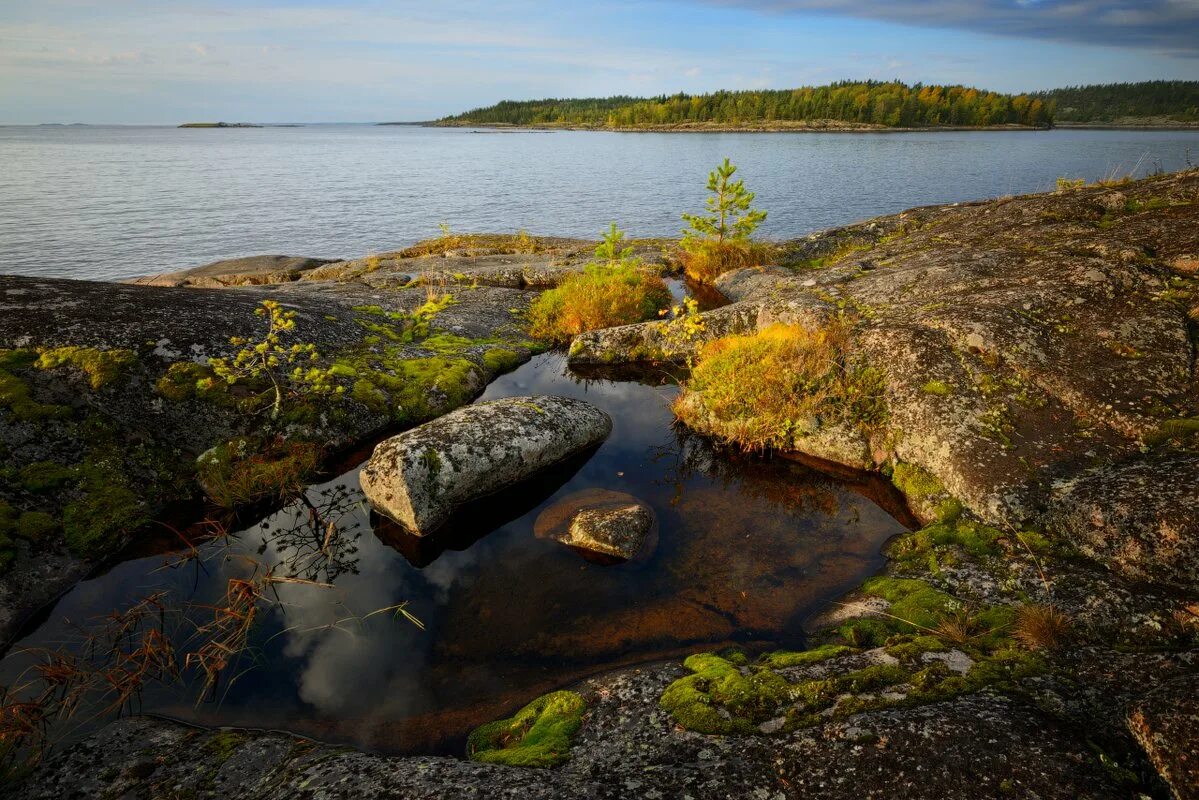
[681,158,766,246]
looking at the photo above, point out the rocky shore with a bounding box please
[5,172,1199,799]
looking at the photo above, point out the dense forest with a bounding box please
[438,81,1054,128]
[1033,81,1199,122]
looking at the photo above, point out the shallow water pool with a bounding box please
[1,352,912,755]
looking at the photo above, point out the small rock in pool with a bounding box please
[360,395,612,536]
[535,488,656,563]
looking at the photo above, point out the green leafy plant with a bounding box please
[209,300,342,420]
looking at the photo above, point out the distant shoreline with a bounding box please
[430,121,1050,134]
[429,120,1199,134]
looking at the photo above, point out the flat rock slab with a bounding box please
[128,254,339,287]
[361,396,612,535]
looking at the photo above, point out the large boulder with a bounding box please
[360,396,612,535]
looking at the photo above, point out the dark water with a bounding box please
[0,353,910,755]
[1,124,1197,280]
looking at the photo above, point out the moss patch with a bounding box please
[0,350,71,422]
[659,653,790,734]
[758,644,854,669]
[18,461,76,493]
[62,473,147,559]
[34,347,137,389]
[155,361,235,404]
[467,690,586,768]
[890,462,962,521]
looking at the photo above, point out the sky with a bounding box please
[1,0,1198,124]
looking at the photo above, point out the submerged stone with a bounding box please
[360,395,612,535]
[534,488,657,562]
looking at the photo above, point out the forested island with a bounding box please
[437,79,1199,131]
[1034,80,1199,124]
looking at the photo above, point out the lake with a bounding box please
[1,125,1196,281]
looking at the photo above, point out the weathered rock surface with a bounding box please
[1047,452,1199,593]
[534,488,656,561]
[584,170,1199,586]
[20,665,1126,800]
[361,396,612,535]
[1127,673,1199,800]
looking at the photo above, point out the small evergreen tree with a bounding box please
[594,222,636,266]
[681,158,766,246]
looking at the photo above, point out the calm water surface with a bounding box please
[1,353,910,755]
[1,125,1196,280]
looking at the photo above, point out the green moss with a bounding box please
[467,690,586,768]
[837,618,893,648]
[890,518,1006,568]
[35,347,136,389]
[16,511,58,542]
[758,644,854,669]
[921,380,953,395]
[352,378,389,413]
[62,475,147,560]
[883,634,947,662]
[482,348,521,372]
[659,653,792,734]
[891,462,944,502]
[860,576,959,631]
[155,362,233,404]
[0,352,72,422]
[201,731,247,766]
[890,462,962,521]
[18,461,76,492]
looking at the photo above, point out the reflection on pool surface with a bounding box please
[1,352,911,755]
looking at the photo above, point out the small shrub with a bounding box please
[527,225,672,344]
[1055,177,1085,192]
[1013,604,1072,651]
[673,321,887,450]
[209,300,343,421]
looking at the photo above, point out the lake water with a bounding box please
[1,125,1196,281]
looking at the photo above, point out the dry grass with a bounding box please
[400,227,545,258]
[196,438,322,509]
[673,321,887,451]
[676,240,771,283]
[1013,604,1072,651]
[527,263,673,345]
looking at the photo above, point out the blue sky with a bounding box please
[2,0,1197,123]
